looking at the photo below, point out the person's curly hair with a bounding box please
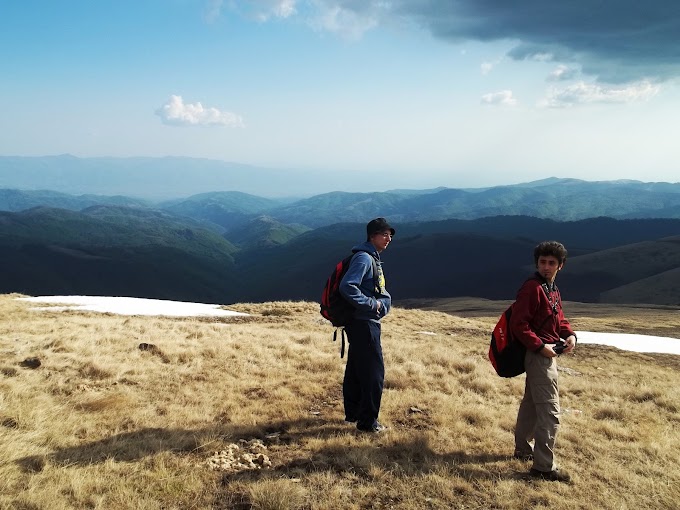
[534,241,568,266]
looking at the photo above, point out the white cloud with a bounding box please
[547,64,578,82]
[203,0,224,23]
[481,56,505,76]
[541,80,661,108]
[308,2,379,40]
[203,0,296,23]
[252,0,297,21]
[480,61,494,75]
[275,0,297,18]
[156,95,244,127]
[481,90,517,106]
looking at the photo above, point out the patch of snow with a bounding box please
[576,331,680,356]
[18,295,248,318]
[15,297,680,355]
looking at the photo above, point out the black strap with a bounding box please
[333,327,347,358]
[534,282,559,332]
[540,282,559,314]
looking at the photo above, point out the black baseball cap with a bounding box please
[366,217,395,237]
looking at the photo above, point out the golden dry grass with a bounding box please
[1,294,679,509]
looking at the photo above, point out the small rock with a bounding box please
[2,417,18,428]
[19,357,41,369]
[557,366,582,376]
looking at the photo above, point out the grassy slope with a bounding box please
[1,295,678,509]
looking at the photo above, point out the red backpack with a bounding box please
[488,280,557,377]
[320,250,378,357]
[488,304,526,377]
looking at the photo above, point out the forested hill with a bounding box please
[2,205,679,306]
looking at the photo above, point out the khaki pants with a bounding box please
[514,350,560,472]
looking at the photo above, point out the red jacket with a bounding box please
[509,273,575,352]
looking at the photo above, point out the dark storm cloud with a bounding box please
[372,0,680,83]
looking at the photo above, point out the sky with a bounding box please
[19,295,680,355]
[1,1,679,189]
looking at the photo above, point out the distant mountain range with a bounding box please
[2,155,680,216]
[1,195,680,305]
[1,162,680,305]
[0,155,323,199]
[3,176,680,229]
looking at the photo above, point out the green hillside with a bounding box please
[269,191,409,227]
[263,180,680,226]
[160,191,283,231]
[0,207,241,303]
[2,205,680,306]
[560,236,680,304]
[224,215,310,249]
[600,267,680,305]
[0,189,150,212]
[0,206,236,259]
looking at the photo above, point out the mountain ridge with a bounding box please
[2,175,680,306]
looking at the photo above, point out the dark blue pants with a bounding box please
[343,320,384,429]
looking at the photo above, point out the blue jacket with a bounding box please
[339,241,392,322]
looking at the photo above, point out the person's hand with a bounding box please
[563,335,577,354]
[541,344,558,358]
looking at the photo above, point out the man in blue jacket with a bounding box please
[339,217,394,433]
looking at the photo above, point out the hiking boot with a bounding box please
[513,451,533,462]
[357,422,388,433]
[529,468,571,483]
[344,417,358,424]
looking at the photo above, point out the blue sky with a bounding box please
[1,0,679,189]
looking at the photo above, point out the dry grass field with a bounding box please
[1,293,679,509]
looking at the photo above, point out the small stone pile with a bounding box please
[206,438,273,472]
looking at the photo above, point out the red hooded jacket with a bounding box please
[509,273,575,352]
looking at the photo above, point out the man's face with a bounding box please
[370,230,392,252]
[537,255,563,282]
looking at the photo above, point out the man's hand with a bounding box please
[563,335,577,354]
[540,344,558,358]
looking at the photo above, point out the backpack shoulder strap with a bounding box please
[539,282,559,314]
[352,249,381,294]
[333,327,348,358]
